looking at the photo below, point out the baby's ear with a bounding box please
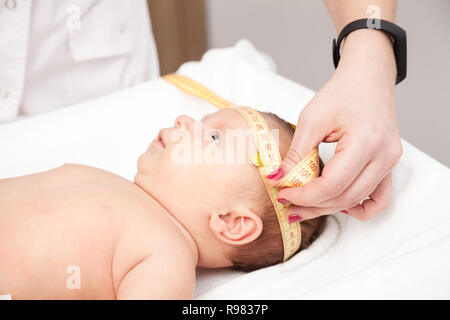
[209,208,263,246]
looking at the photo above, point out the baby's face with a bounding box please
[134,108,288,267]
[136,108,261,199]
[135,108,265,245]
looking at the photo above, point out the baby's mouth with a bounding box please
[157,129,166,148]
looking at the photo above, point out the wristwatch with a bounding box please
[332,18,407,84]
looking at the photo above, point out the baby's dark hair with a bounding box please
[227,112,327,272]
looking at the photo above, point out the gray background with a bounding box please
[205,0,450,167]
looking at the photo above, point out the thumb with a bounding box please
[267,112,325,186]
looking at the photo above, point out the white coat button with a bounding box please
[4,0,17,9]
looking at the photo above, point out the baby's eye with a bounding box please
[205,131,221,144]
[211,133,220,142]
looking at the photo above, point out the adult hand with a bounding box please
[268,29,403,222]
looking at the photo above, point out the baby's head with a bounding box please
[135,108,326,272]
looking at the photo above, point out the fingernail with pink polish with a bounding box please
[277,198,290,204]
[267,168,284,181]
[289,214,302,223]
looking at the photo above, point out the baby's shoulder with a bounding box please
[152,222,198,267]
[53,163,133,188]
[116,234,197,299]
[57,163,118,180]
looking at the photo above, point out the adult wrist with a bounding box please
[338,28,397,84]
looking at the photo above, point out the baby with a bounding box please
[0,108,325,299]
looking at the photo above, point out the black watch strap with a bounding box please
[332,18,407,84]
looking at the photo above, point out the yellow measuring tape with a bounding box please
[163,73,319,261]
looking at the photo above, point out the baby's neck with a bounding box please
[132,182,199,265]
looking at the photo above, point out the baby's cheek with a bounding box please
[215,165,243,191]
[163,162,202,189]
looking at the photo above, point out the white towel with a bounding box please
[0,294,12,300]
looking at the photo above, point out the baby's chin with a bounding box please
[136,151,156,177]
[133,163,151,189]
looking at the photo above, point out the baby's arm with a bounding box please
[116,252,196,300]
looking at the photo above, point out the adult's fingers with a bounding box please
[267,108,325,187]
[285,205,341,222]
[277,134,372,206]
[312,158,390,209]
[284,172,392,223]
[345,173,392,221]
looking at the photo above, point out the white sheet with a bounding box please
[1,40,449,299]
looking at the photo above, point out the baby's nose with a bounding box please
[174,115,194,129]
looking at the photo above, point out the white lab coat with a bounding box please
[0,0,159,122]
